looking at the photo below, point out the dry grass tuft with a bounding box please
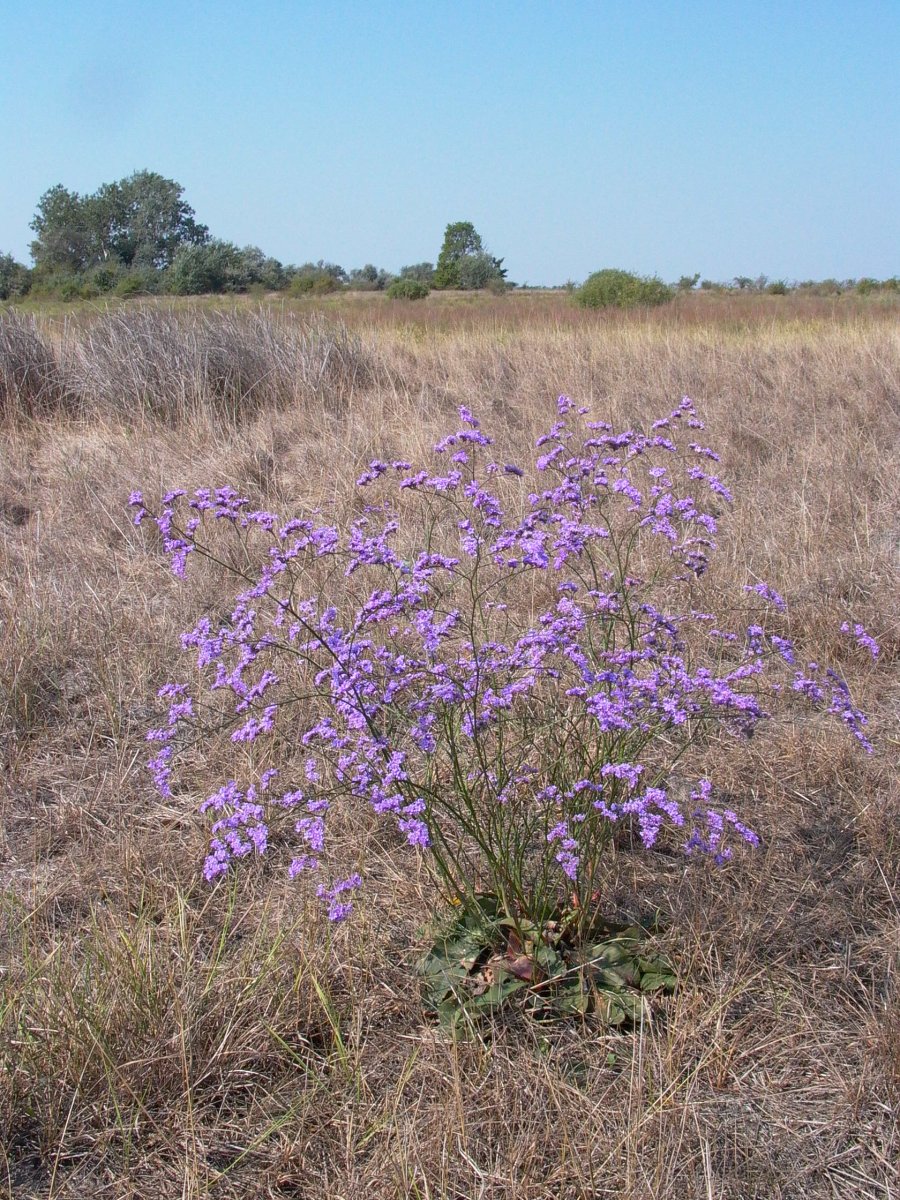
[0,311,72,422]
[0,295,898,1198]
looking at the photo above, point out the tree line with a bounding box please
[0,170,896,303]
[0,171,508,301]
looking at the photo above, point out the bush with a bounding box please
[576,269,673,309]
[348,265,393,291]
[56,278,82,302]
[767,280,789,295]
[386,278,429,301]
[115,270,158,298]
[287,262,347,297]
[166,242,236,295]
[0,254,33,300]
[133,396,876,950]
[457,251,505,291]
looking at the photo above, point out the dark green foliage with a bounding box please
[576,269,673,309]
[30,171,208,277]
[434,222,482,289]
[418,893,675,1029]
[115,270,160,298]
[767,279,789,295]
[165,242,285,295]
[229,246,286,291]
[348,264,393,291]
[288,261,347,296]
[434,222,506,290]
[0,254,31,300]
[166,241,236,295]
[677,273,701,291]
[399,262,435,285]
[457,251,507,291]
[386,277,429,300]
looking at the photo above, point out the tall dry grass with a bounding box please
[0,297,898,1198]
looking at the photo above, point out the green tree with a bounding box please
[98,171,209,269]
[0,253,32,299]
[29,172,208,276]
[349,264,393,290]
[399,262,435,285]
[29,185,97,274]
[434,222,505,290]
[457,251,506,290]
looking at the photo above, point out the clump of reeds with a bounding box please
[64,307,376,422]
[0,310,73,421]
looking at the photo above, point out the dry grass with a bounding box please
[0,296,898,1198]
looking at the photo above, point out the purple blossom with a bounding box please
[133,393,877,921]
[744,581,787,612]
[840,621,879,660]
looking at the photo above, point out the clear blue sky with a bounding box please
[1,0,898,284]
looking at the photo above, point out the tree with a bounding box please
[98,171,209,270]
[677,273,701,291]
[29,171,208,276]
[349,264,393,290]
[29,185,97,274]
[399,262,435,285]
[0,254,32,299]
[433,222,506,290]
[457,251,506,290]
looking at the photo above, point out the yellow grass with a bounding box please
[0,295,898,1198]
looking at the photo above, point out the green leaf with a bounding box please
[639,971,676,994]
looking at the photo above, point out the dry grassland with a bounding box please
[0,295,898,1198]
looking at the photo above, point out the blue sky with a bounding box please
[1,0,898,284]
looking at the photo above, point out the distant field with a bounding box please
[1,297,898,1198]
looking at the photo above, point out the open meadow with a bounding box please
[1,292,898,1199]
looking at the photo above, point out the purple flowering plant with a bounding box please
[131,395,877,946]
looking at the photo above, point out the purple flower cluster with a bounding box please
[132,395,876,923]
[840,621,880,661]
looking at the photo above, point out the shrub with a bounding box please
[767,280,789,295]
[0,254,32,300]
[386,278,429,300]
[133,396,876,945]
[115,270,157,298]
[349,265,393,291]
[575,269,673,309]
[288,262,347,296]
[457,251,506,291]
[166,242,236,295]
